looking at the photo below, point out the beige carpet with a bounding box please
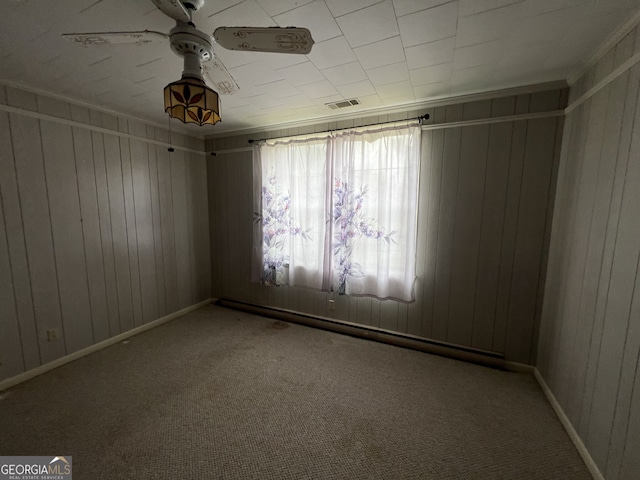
[0,304,590,479]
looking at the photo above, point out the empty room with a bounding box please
[1,0,639,478]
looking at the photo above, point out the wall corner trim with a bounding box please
[533,368,605,480]
[0,298,213,392]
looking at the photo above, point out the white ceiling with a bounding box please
[0,0,638,136]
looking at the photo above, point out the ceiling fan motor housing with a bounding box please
[170,24,213,59]
[169,23,214,79]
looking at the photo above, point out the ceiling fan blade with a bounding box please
[203,60,240,95]
[62,30,168,46]
[150,0,190,23]
[213,27,314,55]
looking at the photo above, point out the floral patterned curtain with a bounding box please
[252,123,421,302]
[252,136,330,291]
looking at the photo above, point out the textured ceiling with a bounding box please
[0,0,638,136]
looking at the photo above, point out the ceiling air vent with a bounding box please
[326,98,360,110]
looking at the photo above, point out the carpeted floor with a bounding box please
[0,304,590,479]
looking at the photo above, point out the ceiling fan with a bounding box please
[62,0,315,126]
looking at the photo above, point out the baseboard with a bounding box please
[501,361,535,374]
[0,298,213,392]
[533,368,605,480]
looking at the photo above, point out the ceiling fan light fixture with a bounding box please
[64,1,315,127]
[164,76,221,126]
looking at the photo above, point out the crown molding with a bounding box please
[0,78,207,141]
[0,78,569,144]
[0,103,206,156]
[205,80,568,140]
[566,50,640,114]
[567,6,640,86]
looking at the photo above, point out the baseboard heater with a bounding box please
[215,298,510,370]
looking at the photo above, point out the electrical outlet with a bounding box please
[46,329,60,341]
[328,299,335,311]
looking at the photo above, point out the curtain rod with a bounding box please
[212,110,564,155]
[247,114,430,144]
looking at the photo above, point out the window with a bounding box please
[252,123,421,302]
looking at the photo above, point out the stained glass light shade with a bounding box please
[163,77,221,126]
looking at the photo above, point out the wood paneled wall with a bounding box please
[537,26,640,480]
[206,88,566,364]
[0,86,211,382]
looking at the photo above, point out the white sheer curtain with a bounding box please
[330,125,420,300]
[252,123,421,301]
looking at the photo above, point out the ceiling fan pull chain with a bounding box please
[167,115,175,153]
